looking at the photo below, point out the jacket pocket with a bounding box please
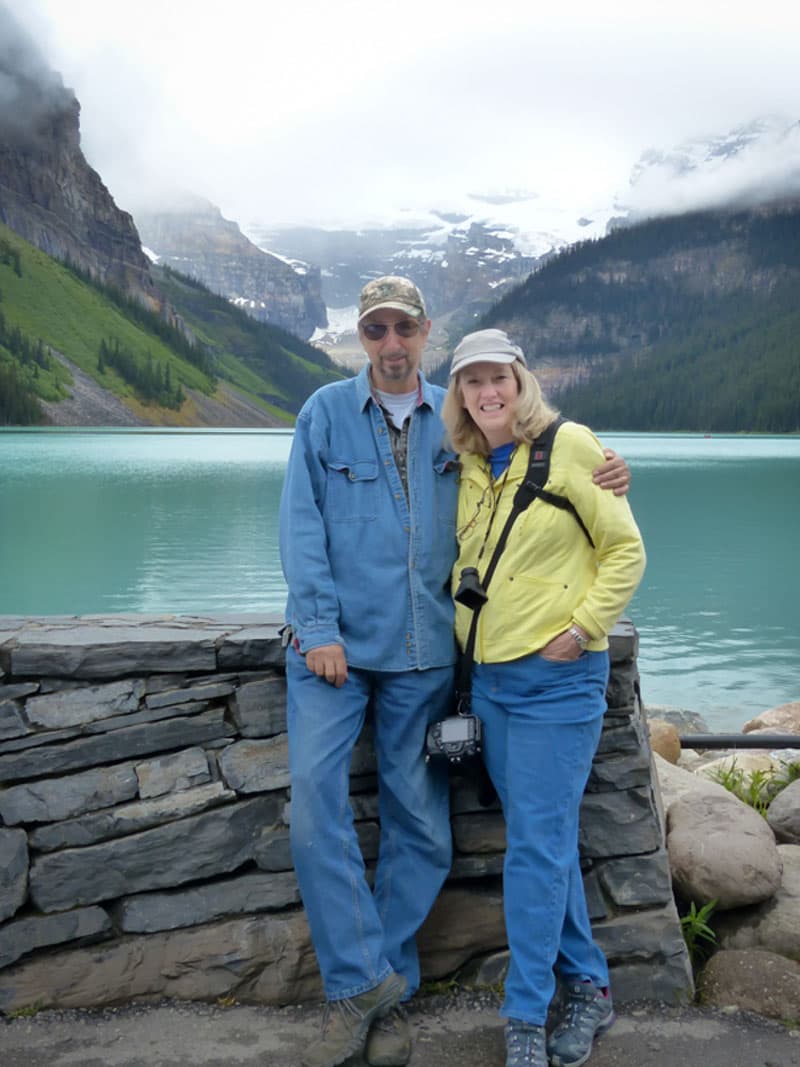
[326,459,379,522]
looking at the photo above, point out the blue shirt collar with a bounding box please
[356,364,433,413]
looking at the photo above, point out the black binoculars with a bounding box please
[454,566,488,610]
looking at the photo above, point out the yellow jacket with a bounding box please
[453,422,646,662]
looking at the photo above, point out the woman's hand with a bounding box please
[593,448,630,496]
[538,630,584,662]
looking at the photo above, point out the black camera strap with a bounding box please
[456,416,592,712]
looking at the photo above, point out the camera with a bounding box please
[425,713,483,765]
[454,566,488,610]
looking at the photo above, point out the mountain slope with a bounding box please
[136,196,327,340]
[432,200,800,432]
[0,222,345,427]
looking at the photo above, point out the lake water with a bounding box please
[1,428,798,733]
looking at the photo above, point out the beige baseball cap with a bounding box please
[449,329,527,375]
[358,276,427,323]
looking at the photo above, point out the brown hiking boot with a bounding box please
[365,1005,412,1066]
[301,972,407,1067]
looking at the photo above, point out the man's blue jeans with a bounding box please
[472,650,610,1024]
[286,648,453,1001]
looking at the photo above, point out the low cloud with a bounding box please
[620,118,800,219]
[0,2,72,145]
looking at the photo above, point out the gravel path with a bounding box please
[3,993,799,1067]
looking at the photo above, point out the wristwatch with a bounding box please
[568,626,589,651]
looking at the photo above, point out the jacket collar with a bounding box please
[356,364,433,413]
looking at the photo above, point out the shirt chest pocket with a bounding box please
[433,455,459,529]
[326,459,379,522]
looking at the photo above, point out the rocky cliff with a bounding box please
[0,11,155,304]
[136,197,327,340]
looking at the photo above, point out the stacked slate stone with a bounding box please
[0,615,692,1014]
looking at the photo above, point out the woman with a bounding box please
[442,329,646,1067]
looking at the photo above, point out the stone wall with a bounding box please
[0,615,692,1014]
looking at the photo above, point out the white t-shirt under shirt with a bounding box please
[375,388,417,430]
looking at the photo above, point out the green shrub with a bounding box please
[709,758,800,818]
[680,899,718,967]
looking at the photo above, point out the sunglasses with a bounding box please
[361,320,421,341]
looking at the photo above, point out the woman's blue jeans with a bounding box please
[472,650,610,1024]
[286,648,453,1001]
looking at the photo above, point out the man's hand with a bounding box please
[593,448,630,496]
[305,644,348,687]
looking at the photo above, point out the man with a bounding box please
[279,277,628,1067]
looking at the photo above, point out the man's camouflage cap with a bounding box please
[358,276,427,323]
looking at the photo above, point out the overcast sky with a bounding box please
[10,0,800,231]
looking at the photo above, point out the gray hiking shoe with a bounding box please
[301,972,407,1067]
[546,982,615,1067]
[365,1005,412,1066]
[504,1019,548,1067]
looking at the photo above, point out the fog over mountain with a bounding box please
[622,116,800,220]
[10,0,800,234]
[0,5,70,144]
[251,113,800,258]
[4,0,800,349]
[244,115,800,332]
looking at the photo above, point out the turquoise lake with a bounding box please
[1,429,798,733]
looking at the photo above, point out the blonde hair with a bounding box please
[442,361,559,457]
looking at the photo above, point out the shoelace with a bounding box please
[507,1024,545,1065]
[558,989,602,1032]
[320,996,365,1033]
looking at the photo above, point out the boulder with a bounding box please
[652,752,732,810]
[743,700,800,735]
[697,751,780,785]
[696,948,800,1020]
[715,844,800,958]
[676,748,712,772]
[666,792,783,909]
[647,719,681,764]
[645,707,709,735]
[767,779,800,845]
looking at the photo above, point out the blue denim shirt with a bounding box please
[279,366,459,671]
